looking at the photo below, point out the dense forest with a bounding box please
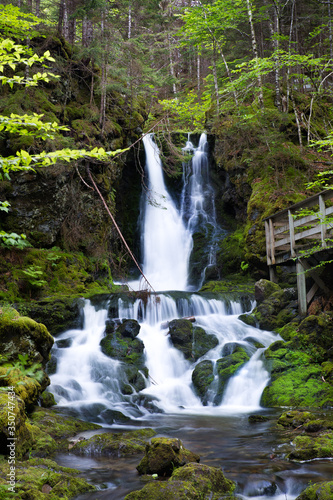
[0,1,333,500]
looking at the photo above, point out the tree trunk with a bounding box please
[35,0,40,16]
[246,0,264,108]
[197,48,201,93]
[82,16,93,47]
[128,2,132,39]
[212,44,220,114]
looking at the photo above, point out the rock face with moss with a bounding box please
[136,437,200,476]
[168,319,218,361]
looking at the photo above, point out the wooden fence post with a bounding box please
[296,260,307,315]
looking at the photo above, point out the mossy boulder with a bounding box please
[214,346,250,405]
[170,463,235,496]
[136,437,200,476]
[296,481,333,499]
[71,428,156,457]
[125,463,235,500]
[288,432,333,461]
[191,360,214,405]
[254,279,282,303]
[168,319,218,361]
[0,366,47,409]
[0,306,54,366]
[0,456,95,499]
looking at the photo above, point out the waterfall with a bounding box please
[49,132,280,420]
[138,134,193,291]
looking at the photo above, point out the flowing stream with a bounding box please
[49,134,331,499]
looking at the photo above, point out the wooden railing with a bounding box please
[264,189,333,266]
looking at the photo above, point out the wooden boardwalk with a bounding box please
[264,189,333,314]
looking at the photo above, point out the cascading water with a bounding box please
[48,134,328,499]
[49,133,279,416]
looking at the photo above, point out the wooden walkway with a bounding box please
[264,189,333,314]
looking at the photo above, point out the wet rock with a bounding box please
[100,320,145,376]
[136,437,200,476]
[168,319,218,361]
[99,409,131,424]
[214,346,250,405]
[191,360,214,404]
[243,477,277,496]
[39,390,57,408]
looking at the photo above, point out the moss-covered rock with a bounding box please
[136,437,200,476]
[27,407,101,456]
[296,481,333,499]
[254,279,282,303]
[170,463,235,496]
[191,360,214,404]
[168,319,218,361]
[100,319,145,367]
[71,428,156,457]
[251,287,298,331]
[0,456,95,499]
[214,346,250,405]
[0,306,54,367]
[288,432,333,461]
[125,462,236,500]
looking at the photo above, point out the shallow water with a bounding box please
[54,409,333,500]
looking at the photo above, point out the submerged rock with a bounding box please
[136,437,200,476]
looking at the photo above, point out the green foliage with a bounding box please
[0,230,30,249]
[21,265,47,288]
[0,353,44,383]
[159,90,208,130]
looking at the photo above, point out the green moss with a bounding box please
[296,481,333,499]
[289,431,333,461]
[261,364,332,407]
[0,456,95,499]
[214,347,250,405]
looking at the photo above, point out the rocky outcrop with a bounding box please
[214,346,250,405]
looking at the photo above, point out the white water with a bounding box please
[137,134,193,291]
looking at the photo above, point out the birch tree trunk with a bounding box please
[246,0,264,108]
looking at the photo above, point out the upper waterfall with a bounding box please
[139,134,193,291]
